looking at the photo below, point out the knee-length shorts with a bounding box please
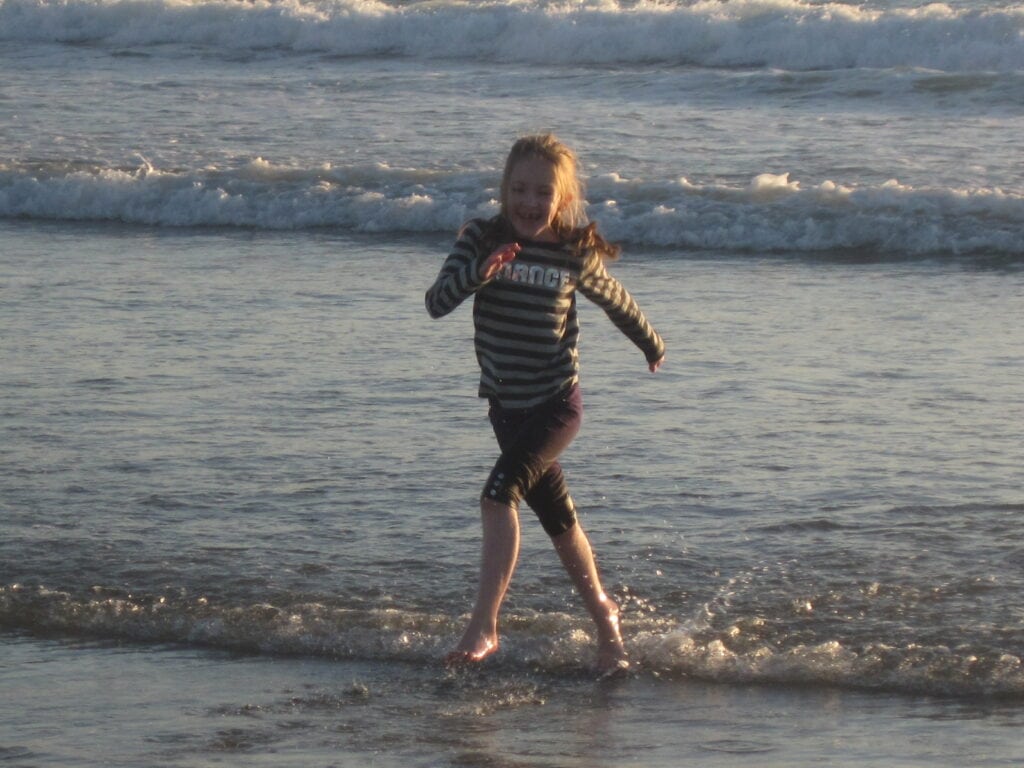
[481,384,582,537]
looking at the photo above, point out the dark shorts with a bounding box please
[481,384,582,537]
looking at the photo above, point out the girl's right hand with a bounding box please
[480,242,520,281]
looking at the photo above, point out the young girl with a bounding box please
[425,134,665,674]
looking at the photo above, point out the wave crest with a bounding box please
[1,0,1022,72]
[2,159,1022,258]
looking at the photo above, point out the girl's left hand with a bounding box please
[649,356,665,373]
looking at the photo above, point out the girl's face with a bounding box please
[505,155,564,242]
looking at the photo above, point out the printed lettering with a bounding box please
[496,261,575,290]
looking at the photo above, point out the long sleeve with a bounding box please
[578,252,665,364]
[425,220,488,319]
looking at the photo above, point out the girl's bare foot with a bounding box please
[444,632,499,666]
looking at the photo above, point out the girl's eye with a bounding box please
[510,184,555,198]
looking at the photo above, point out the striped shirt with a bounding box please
[425,218,665,409]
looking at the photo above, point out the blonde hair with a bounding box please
[493,133,620,261]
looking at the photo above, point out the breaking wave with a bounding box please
[2,158,1022,258]
[0,0,1022,72]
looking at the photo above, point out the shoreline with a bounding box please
[3,633,1022,768]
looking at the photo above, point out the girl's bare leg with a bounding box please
[447,498,520,663]
[552,522,629,673]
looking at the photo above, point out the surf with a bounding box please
[3,581,1022,698]
[2,159,1022,258]
[1,0,1022,72]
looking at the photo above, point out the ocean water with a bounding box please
[2,1,1023,766]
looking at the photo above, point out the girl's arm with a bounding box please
[578,253,666,369]
[425,220,517,318]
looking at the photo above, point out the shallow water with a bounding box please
[3,224,1022,702]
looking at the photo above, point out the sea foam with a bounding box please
[2,583,1022,698]
[0,0,1022,72]
[2,159,1022,258]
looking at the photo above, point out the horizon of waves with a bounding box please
[0,0,1022,73]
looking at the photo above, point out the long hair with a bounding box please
[484,133,620,261]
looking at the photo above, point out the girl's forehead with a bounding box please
[509,155,559,184]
